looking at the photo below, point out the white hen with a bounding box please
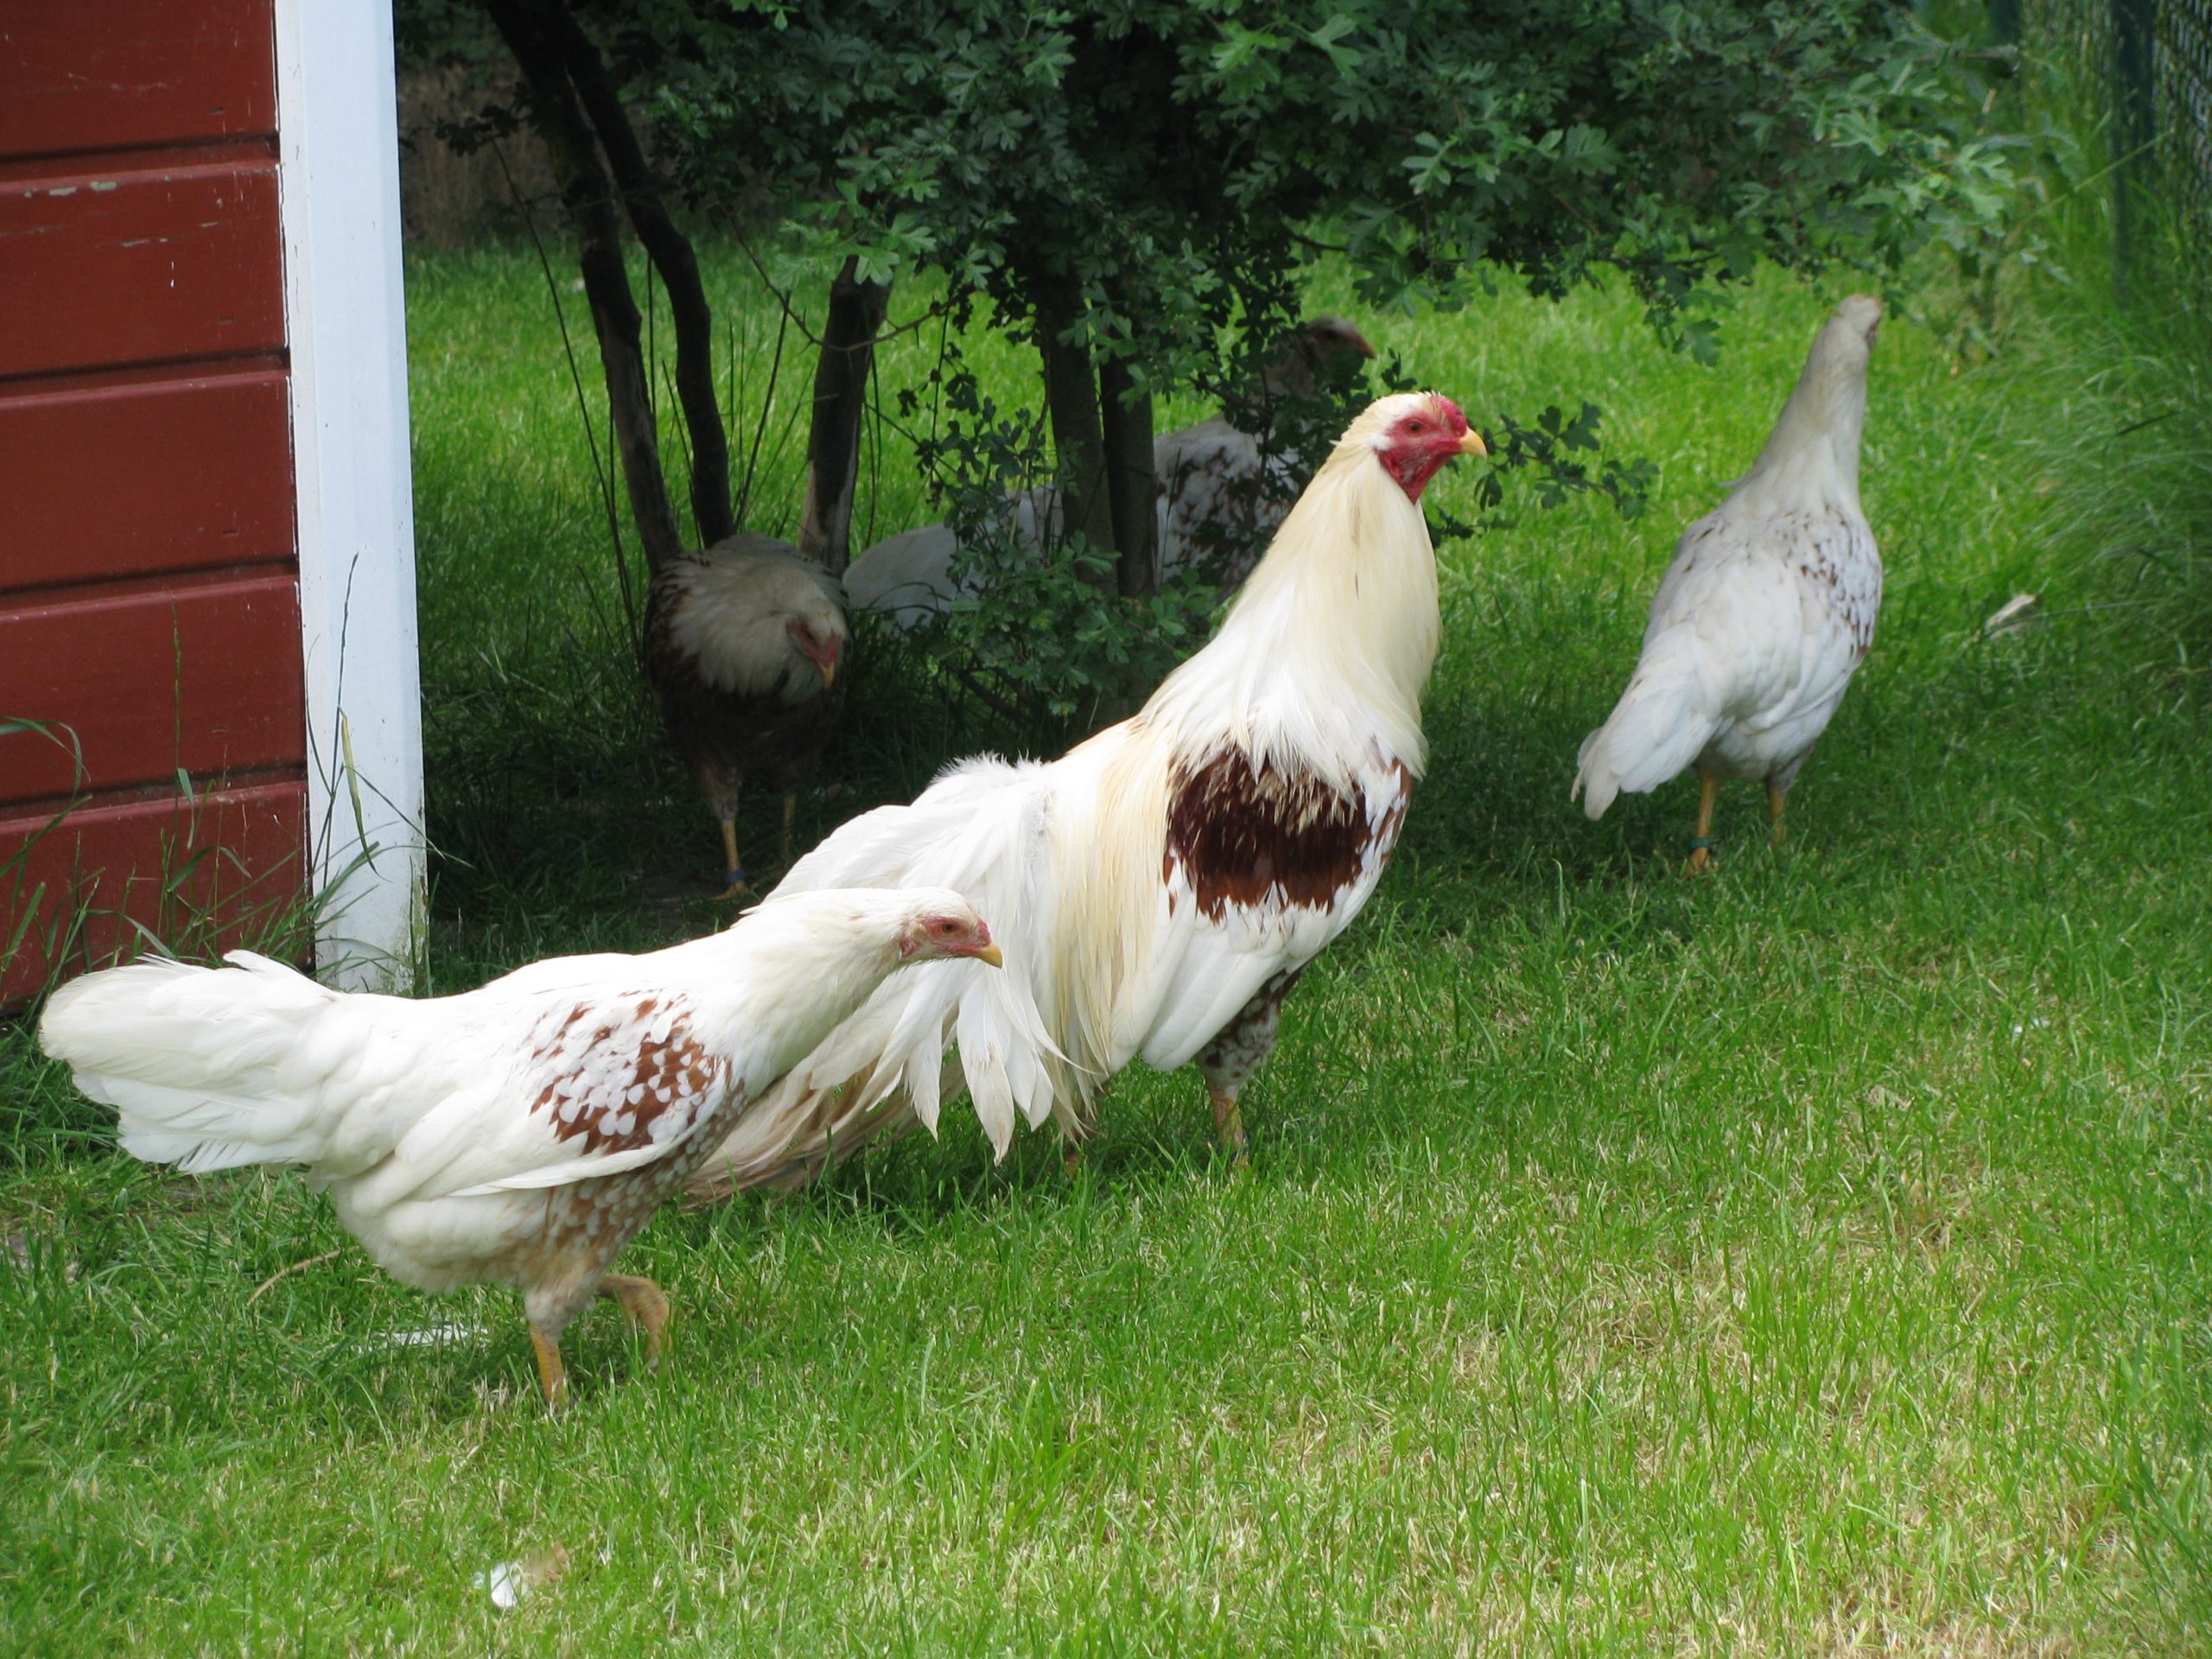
[690,391,1484,1198]
[1573,295,1884,869]
[37,889,1001,1405]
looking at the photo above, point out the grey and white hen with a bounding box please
[1573,295,1885,870]
[644,532,849,894]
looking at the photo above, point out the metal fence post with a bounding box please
[2111,0,2158,293]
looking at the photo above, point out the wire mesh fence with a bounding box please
[2016,0,2212,258]
[2158,0,2212,230]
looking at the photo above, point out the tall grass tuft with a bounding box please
[1993,20,2212,673]
[2017,260,2212,665]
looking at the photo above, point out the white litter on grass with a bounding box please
[2012,1020,2051,1034]
[365,1321,488,1352]
[1985,592,2042,638]
[475,1545,569,1609]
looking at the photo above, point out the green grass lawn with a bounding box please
[2,245,2208,1655]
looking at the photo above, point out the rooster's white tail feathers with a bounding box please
[690,758,1071,1195]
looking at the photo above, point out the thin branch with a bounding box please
[491,136,639,649]
[537,0,735,543]
[247,1248,343,1305]
[486,0,683,574]
[950,663,1027,725]
[728,227,952,352]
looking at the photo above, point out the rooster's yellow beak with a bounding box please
[975,942,1004,969]
[1459,430,1489,458]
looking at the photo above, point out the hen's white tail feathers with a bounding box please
[1572,626,1720,819]
[38,951,345,1174]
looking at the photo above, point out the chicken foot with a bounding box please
[1686,770,1719,875]
[718,817,751,899]
[599,1273,671,1368]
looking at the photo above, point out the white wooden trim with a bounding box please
[274,0,425,992]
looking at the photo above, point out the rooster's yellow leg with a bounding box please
[598,1274,671,1368]
[780,791,798,866]
[1767,780,1788,848]
[1059,1120,1097,1178]
[717,819,751,899]
[1207,1078,1251,1169]
[1686,771,1719,875]
[529,1323,569,1411]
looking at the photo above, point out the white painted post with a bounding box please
[274,0,425,991]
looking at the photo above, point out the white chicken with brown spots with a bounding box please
[689,391,1484,1197]
[36,888,1001,1408]
[1573,295,1885,870]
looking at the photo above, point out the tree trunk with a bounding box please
[798,257,891,575]
[1030,270,1116,574]
[485,0,683,574]
[531,0,734,548]
[1098,354,1157,597]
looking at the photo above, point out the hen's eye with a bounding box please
[1406,421,1426,434]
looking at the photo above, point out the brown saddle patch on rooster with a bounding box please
[1165,749,1395,920]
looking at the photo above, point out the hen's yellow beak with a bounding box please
[975,941,1004,969]
[1459,430,1489,458]
[817,658,837,690]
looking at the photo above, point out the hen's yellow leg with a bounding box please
[599,1274,671,1368]
[601,1282,668,1371]
[529,1323,569,1411]
[1207,1078,1251,1170]
[718,819,750,899]
[1766,781,1788,847]
[1686,771,1719,875]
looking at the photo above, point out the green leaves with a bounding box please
[900,367,1218,728]
[1467,401,1660,525]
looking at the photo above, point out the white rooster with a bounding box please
[843,318,1378,627]
[690,391,1484,1197]
[37,889,1001,1406]
[1573,295,1884,870]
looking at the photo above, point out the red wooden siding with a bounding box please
[3,785,308,999]
[0,372,295,592]
[0,2,277,159]
[0,0,304,1004]
[0,574,306,800]
[0,157,286,379]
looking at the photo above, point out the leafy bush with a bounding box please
[902,366,1217,731]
